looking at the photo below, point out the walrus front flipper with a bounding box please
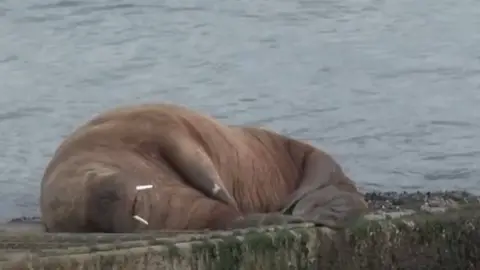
[227,213,306,229]
[281,151,367,229]
[162,135,239,211]
[284,186,367,229]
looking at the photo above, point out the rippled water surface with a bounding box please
[1,0,480,221]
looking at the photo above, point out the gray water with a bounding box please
[1,0,480,222]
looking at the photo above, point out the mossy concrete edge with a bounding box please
[2,205,480,269]
[0,224,322,270]
[316,204,480,269]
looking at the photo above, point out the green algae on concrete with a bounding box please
[189,226,319,270]
[0,223,320,270]
[314,203,480,269]
[3,209,480,269]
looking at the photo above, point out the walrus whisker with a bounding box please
[133,215,149,225]
[136,184,153,191]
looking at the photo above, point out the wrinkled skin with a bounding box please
[40,103,367,233]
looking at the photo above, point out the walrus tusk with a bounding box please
[133,215,149,225]
[134,186,152,225]
[136,184,153,191]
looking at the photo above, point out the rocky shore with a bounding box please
[364,190,480,219]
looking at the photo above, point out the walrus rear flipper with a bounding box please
[281,151,368,229]
[161,135,240,212]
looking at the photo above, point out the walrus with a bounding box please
[40,103,367,233]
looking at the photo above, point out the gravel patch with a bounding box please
[364,190,480,220]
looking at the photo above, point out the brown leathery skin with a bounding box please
[40,103,367,232]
